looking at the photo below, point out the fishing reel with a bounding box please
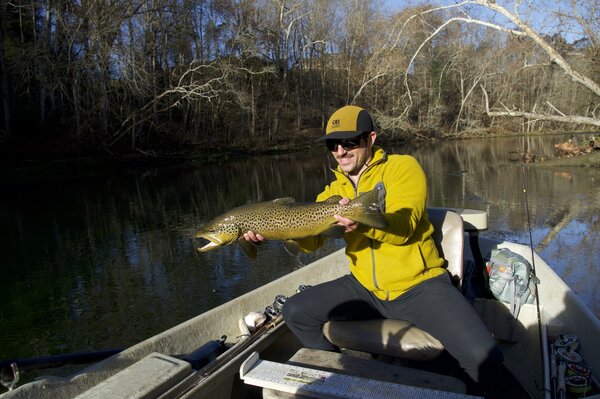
[242,294,289,333]
[264,294,287,320]
[264,286,312,320]
[242,287,311,333]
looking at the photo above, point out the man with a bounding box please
[244,105,502,392]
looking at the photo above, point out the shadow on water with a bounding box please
[0,133,598,363]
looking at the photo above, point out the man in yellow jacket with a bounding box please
[244,105,502,393]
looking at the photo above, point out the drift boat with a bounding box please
[1,208,599,399]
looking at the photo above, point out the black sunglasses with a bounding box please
[325,133,367,152]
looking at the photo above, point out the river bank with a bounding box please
[1,130,598,186]
[535,150,600,167]
[0,145,315,186]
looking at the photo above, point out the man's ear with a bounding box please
[368,131,377,147]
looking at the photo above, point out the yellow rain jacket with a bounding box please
[301,146,446,300]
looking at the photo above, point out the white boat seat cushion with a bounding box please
[428,208,465,287]
[322,209,464,361]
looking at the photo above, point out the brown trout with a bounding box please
[195,187,386,259]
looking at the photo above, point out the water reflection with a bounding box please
[0,133,598,361]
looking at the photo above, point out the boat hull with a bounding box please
[3,237,599,399]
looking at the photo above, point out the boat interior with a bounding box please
[2,208,599,399]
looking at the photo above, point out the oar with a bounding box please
[0,348,124,372]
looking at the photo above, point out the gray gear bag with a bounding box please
[486,248,540,318]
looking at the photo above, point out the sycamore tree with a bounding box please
[404,0,600,130]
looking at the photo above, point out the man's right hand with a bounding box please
[334,197,359,233]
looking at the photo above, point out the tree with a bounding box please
[0,0,10,136]
[406,0,600,129]
[2,0,599,157]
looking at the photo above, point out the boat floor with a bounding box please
[243,347,528,399]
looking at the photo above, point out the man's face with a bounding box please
[327,132,375,176]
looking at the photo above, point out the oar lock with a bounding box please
[0,362,19,391]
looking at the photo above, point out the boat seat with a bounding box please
[322,208,465,361]
[260,348,468,399]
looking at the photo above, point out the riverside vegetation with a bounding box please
[1,1,599,170]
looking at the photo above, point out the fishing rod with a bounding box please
[519,150,546,396]
[170,315,284,399]
[169,294,289,399]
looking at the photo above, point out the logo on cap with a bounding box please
[331,119,340,128]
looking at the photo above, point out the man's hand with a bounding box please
[243,231,265,243]
[334,197,359,233]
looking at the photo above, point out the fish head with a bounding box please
[194,219,241,253]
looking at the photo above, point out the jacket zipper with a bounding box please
[353,183,380,293]
[334,163,382,293]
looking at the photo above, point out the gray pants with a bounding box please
[283,273,503,389]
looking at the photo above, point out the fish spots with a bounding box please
[195,188,385,255]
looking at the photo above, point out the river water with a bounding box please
[1,134,599,361]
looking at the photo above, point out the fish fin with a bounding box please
[321,195,343,204]
[351,187,387,228]
[237,237,257,260]
[272,197,296,204]
[322,225,346,238]
[283,240,300,257]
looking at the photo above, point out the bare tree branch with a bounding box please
[481,85,600,127]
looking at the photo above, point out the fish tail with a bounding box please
[351,187,387,228]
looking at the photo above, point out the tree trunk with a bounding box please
[40,0,54,124]
[0,4,11,136]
